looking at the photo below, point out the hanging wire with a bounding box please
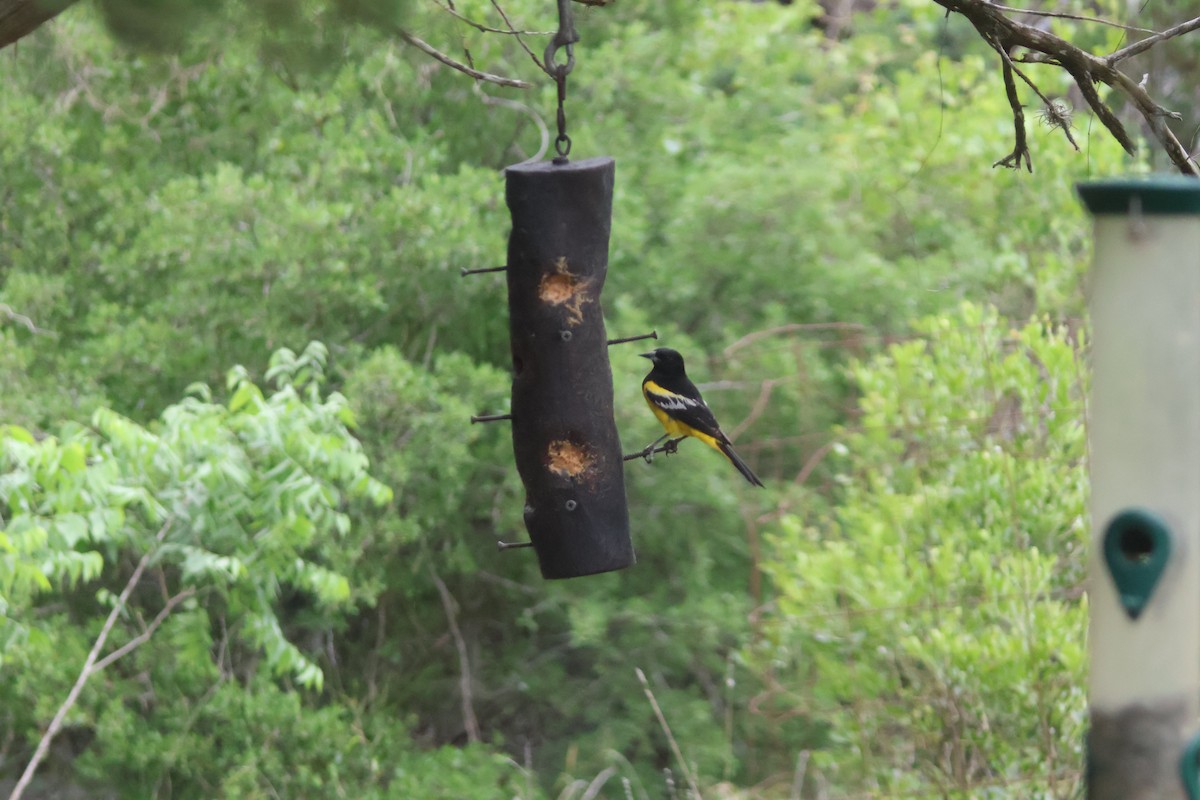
[543,0,578,162]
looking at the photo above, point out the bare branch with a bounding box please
[398,29,533,88]
[431,0,551,37]
[92,587,195,673]
[1061,60,1137,156]
[490,0,546,71]
[933,0,1200,175]
[1012,52,1059,65]
[9,519,175,800]
[1106,70,1198,175]
[1107,16,1200,65]
[998,46,1079,151]
[0,0,77,51]
[473,83,550,162]
[431,570,480,744]
[993,58,1032,172]
[986,4,1157,34]
[754,441,835,526]
[729,378,781,442]
[0,304,55,337]
[722,322,867,357]
[636,668,702,800]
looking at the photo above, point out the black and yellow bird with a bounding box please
[639,347,764,487]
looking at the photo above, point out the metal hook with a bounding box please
[545,0,578,163]
[543,0,578,78]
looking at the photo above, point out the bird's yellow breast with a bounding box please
[643,388,682,432]
[642,381,720,448]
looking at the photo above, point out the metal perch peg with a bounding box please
[460,266,509,277]
[471,413,513,424]
[505,156,634,579]
[607,331,658,347]
[623,437,683,462]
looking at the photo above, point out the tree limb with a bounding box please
[431,0,551,37]
[9,519,176,800]
[722,321,867,357]
[635,668,702,800]
[993,55,1032,171]
[999,47,1079,151]
[490,0,545,72]
[430,570,480,744]
[987,4,1157,34]
[0,0,75,51]
[1106,16,1200,65]
[473,82,550,162]
[1061,59,1137,156]
[398,29,532,89]
[0,0,538,90]
[91,587,195,673]
[1105,69,1195,176]
[932,0,1200,176]
[0,304,56,336]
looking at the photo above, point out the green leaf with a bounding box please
[60,443,88,474]
[0,425,36,446]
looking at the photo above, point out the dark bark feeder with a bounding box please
[504,156,634,579]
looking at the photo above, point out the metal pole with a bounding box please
[1080,177,1200,800]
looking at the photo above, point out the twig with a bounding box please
[992,57,1031,172]
[0,0,79,50]
[0,303,55,336]
[431,0,552,37]
[635,668,702,800]
[722,322,867,357]
[1106,68,1199,174]
[986,4,1157,33]
[92,588,195,672]
[793,441,834,488]
[9,519,175,800]
[398,29,533,88]
[473,82,550,162]
[1106,15,1200,65]
[581,766,618,800]
[934,0,1200,174]
[790,751,811,800]
[997,48,1079,150]
[1062,59,1138,156]
[431,570,480,743]
[729,379,780,442]
[755,441,834,526]
[490,0,547,71]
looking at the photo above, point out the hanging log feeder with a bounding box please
[503,156,634,579]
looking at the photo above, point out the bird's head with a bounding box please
[640,347,686,372]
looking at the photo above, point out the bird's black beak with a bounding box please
[639,352,655,360]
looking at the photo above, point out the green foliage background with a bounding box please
[0,0,1140,796]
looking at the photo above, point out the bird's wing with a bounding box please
[643,380,726,441]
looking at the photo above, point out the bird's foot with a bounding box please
[663,437,684,455]
[640,444,657,463]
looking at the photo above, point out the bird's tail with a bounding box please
[718,440,765,488]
